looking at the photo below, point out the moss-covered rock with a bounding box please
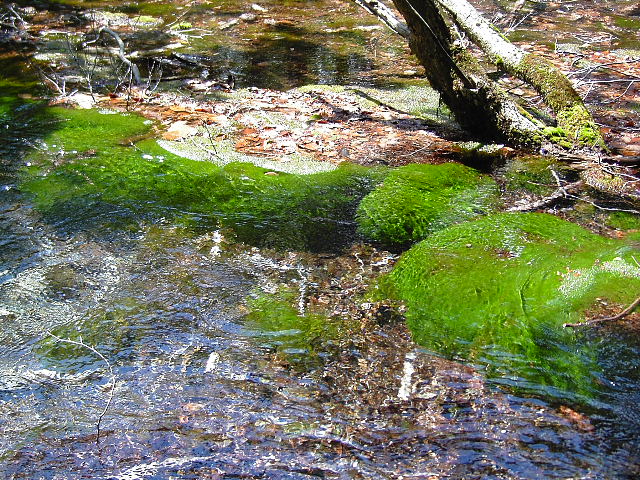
[356,163,499,247]
[377,212,640,398]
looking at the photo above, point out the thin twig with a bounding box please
[578,79,640,85]
[8,4,26,25]
[201,121,229,162]
[46,332,115,444]
[84,26,141,85]
[564,296,640,328]
[399,144,432,157]
[507,178,583,212]
[568,59,640,79]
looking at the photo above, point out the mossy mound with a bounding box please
[356,163,499,247]
[378,213,640,398]
[21,107,384,251]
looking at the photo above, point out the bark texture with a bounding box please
[435,0,604,147]
[357,0,603,150]
[391,0,539,144]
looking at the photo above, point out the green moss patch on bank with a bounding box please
[20,107,385,251]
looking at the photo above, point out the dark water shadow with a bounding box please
[0,55,66,272]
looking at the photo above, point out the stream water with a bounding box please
[1,1,640,478]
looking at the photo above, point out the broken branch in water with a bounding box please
[564,295,640,328]
[46,332,115,444]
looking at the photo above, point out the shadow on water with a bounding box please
[129,24,378,91]
[236,24,374,90]
[0,55,64,272]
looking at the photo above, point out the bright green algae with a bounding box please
[244,286,343,357]
[20,107,385,251]
[378,212,640,398]
[356,163,499,247]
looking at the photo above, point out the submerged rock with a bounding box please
[356,163,499,247]
[378,212,640,398]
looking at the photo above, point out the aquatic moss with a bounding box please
[378,212,640,398]
[43,107,151,152]
[501,155,559,195]
[21,107,385,251]
[244,286,340,356]
[35,302,140,371]
[356,163,499,247]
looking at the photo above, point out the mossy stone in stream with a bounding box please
[377,213,640,398]
[501,155,559,195]
[356,163,499,247]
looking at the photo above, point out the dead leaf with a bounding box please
[162,121,198,141]
[300,142,320,152]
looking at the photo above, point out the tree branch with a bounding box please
[46,332,115,444]
[434,0,605,148]
[564,296,640,328]
[351,0,411,38]
[83,26,141,85]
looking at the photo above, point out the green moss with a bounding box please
[542,126,566,139]
[502,155,559,195]
[607,212,640,231]
[244,286,341,356]
[20,107,385,251]
[135,3,176,17]
[517,55,582,111]
[578,126,599,143]
[46,107,151,151]
[613,15,640,30]
[174,21,194,30]
[377,213,640,399]
[356,163,499,246]
[556,104,604,147]
[516,55,605,148]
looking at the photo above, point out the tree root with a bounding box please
[564,296,640,328]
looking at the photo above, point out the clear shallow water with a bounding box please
[1,84,639,480]
[1,1,640,478]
